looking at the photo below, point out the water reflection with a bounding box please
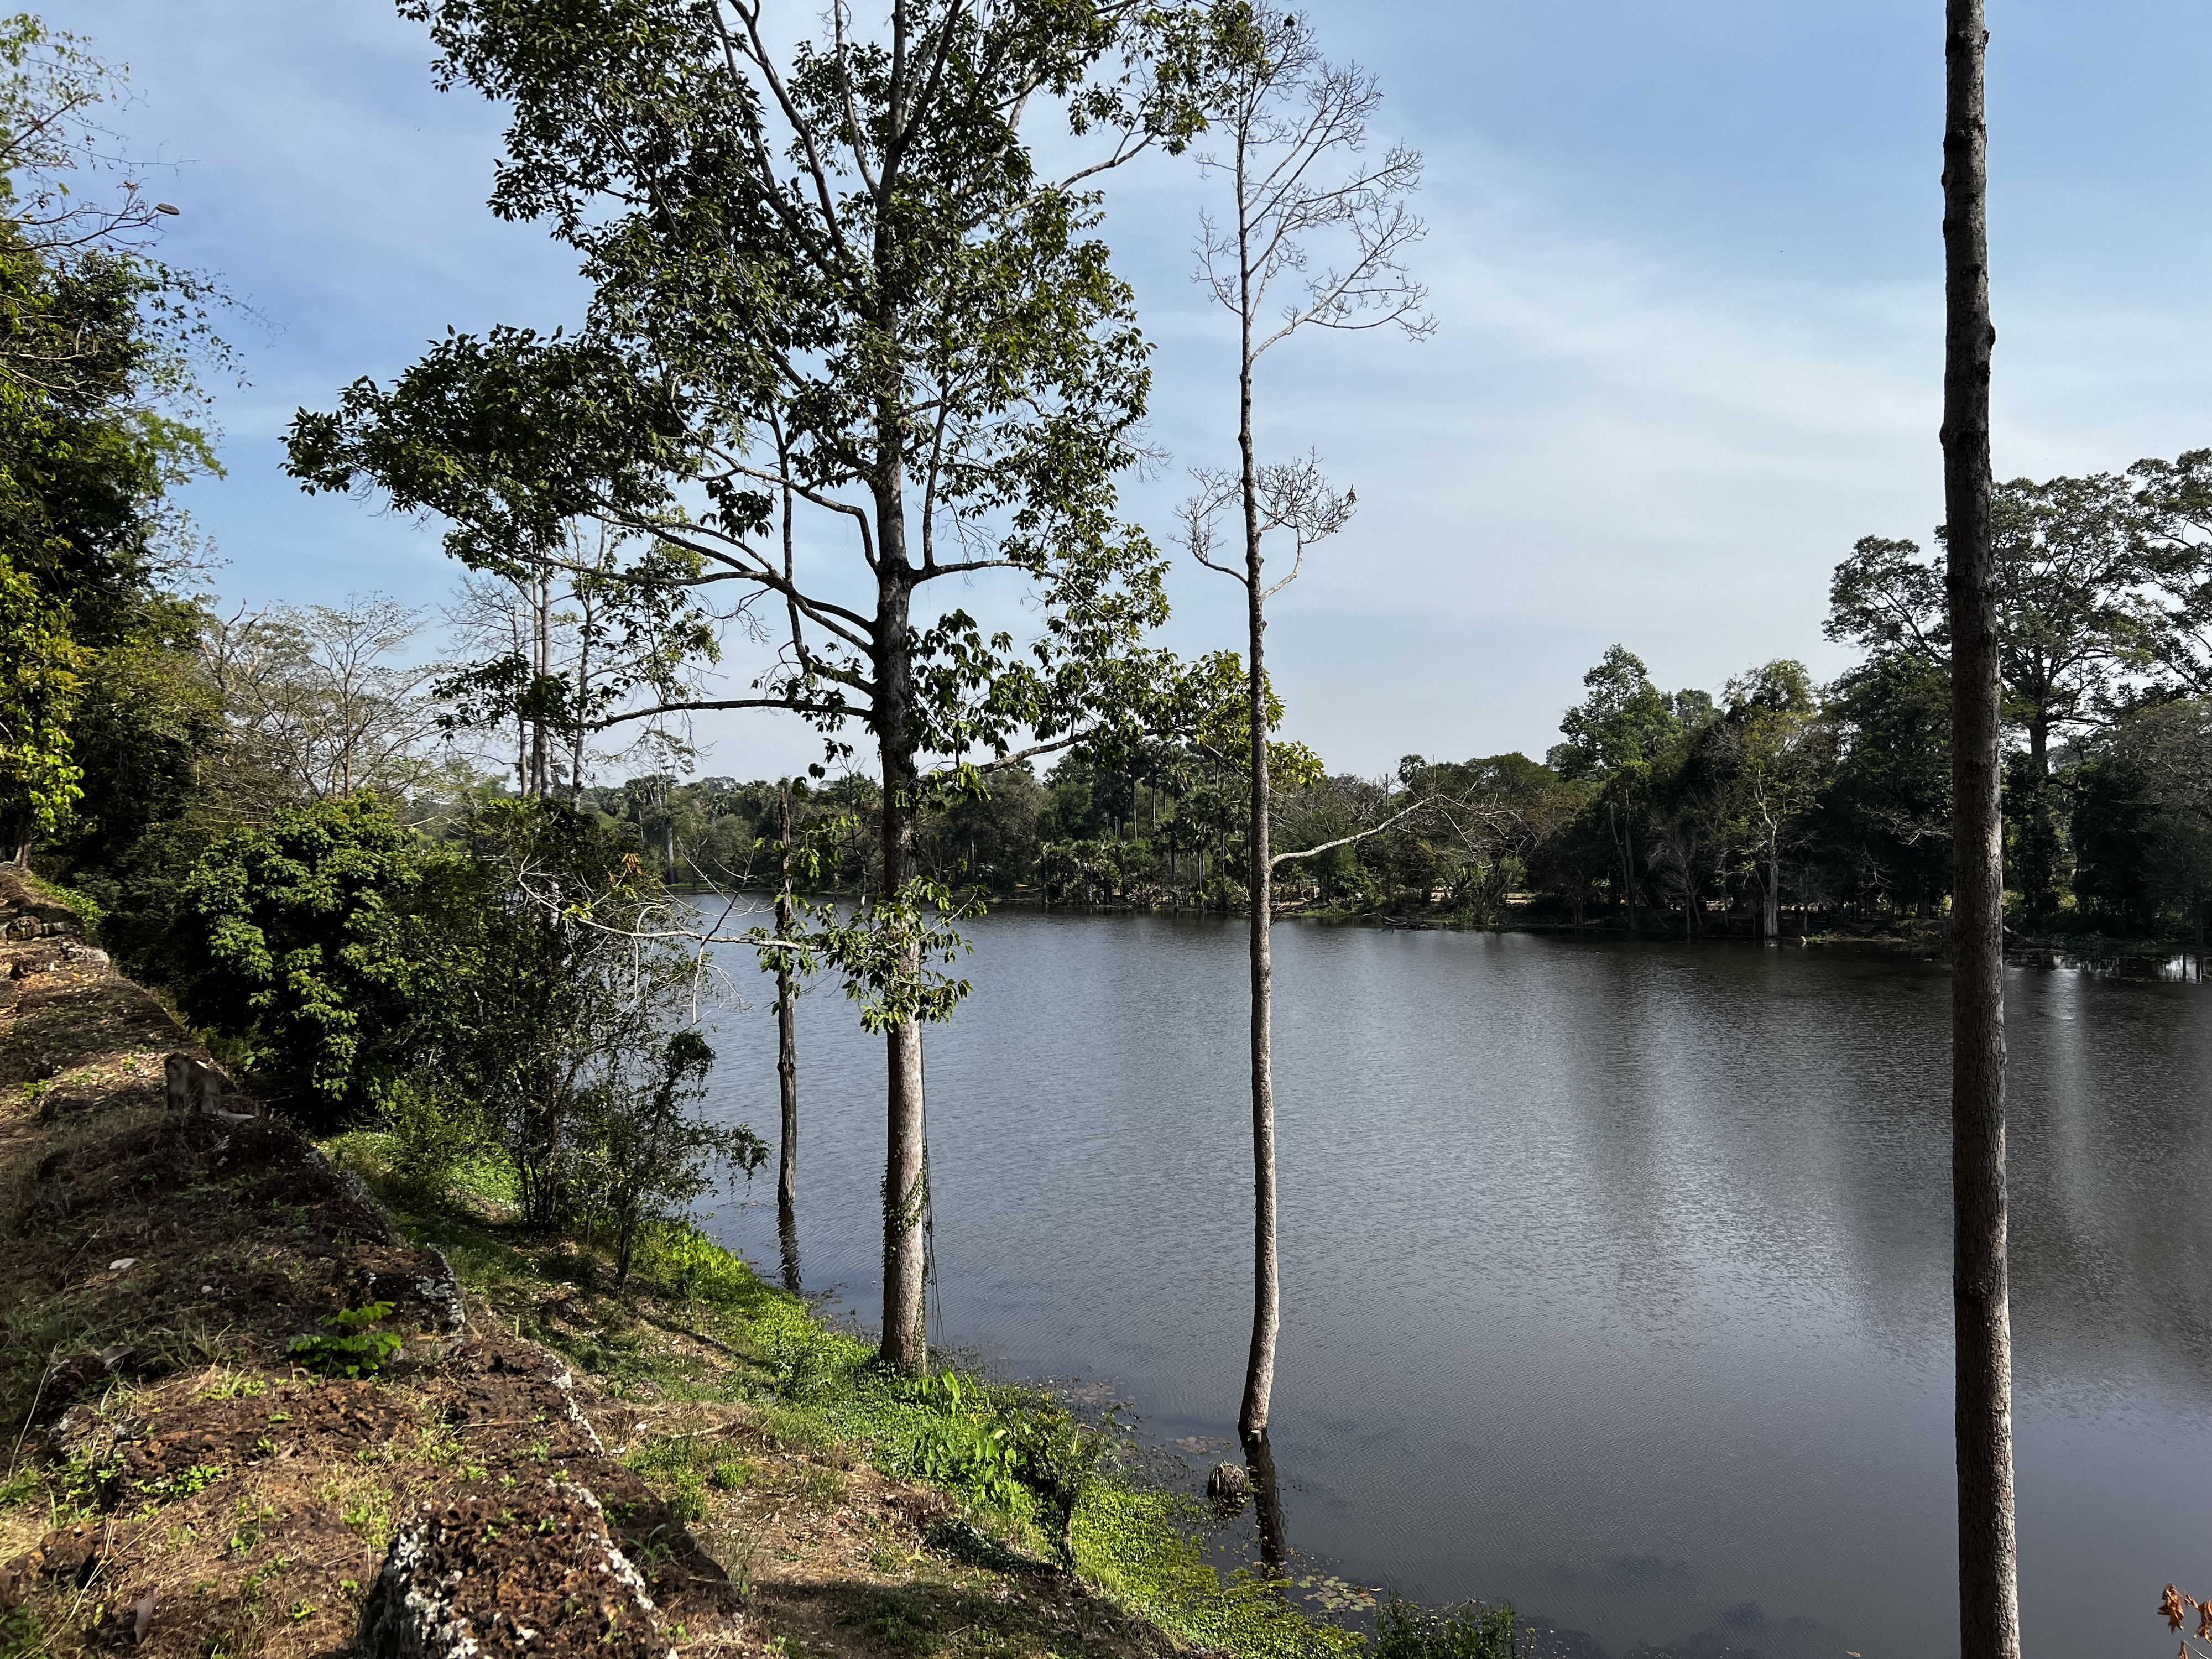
[1244,1432,1288,1580]
[778,1197,802,1293]
[696,914,2212,1658]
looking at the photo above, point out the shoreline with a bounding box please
[0,868,1474,1659]
[685,884,2206,967]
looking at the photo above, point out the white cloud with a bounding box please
[43,2,2212,782]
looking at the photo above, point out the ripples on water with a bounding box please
[695,912,2212,1659]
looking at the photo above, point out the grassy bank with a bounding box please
[328,1131,1386,1659]
[0,868,1541,1659]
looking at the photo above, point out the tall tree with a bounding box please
[1828,476,2158,921]
[0,17,231,870]
[1548,645,1682,931]
[773,780,802,1290]
[292,0,1203,1374]
[1816,650,1954,917]
[200,597,442,805]
[0,549,82,858]
[442,522,709,804]
[2131,448,2212,693]
[1713,660,1827,942]
[1177,4,1427,1444]
[1942,1,2021,1653]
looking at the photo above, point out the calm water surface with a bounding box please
[695,913,2212,1659]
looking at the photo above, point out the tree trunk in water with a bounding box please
[778,1206,802,1295]
[881,1017,926,1369]
[775,782,800,1286]
[1943,4,2021,1655]
[1765,842,1781,944]
[1245,1430,1288,1579]
[1237,277,1279,1447]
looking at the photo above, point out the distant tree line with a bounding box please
[584,452,2212,946]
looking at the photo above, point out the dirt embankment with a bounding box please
[0,869,1200,1659]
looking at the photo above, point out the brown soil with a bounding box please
[0,871,1203,1659]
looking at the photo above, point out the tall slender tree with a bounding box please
[774,779,802,1291]
[292,1,1206,1374]
[1179,5,1427,1445]
[1942,2,2021,1654]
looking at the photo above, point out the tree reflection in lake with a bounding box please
[698,911,2212,1659]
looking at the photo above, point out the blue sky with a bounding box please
[54,1,2212,780]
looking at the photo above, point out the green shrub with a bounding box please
[170,795,442,1111]
[288,1303,402,1379]
[891,1415,1021,1509]
[375,1076,478,1199]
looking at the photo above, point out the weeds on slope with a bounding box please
[330,1129,1379,1659]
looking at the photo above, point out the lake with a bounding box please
[695,911,2212,1659]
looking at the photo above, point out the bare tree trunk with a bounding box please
[1765,837,1781,943]
[1613,804,1636,935]
[775,782,800,1258]
[876,493,929,1377]
[530,571,551,798]
[570,580,593,806]
[1238,239,1279,1447]
[1943,4,2021,1655]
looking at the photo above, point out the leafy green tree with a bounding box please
[0,548,82,857]
[0,13,231,648]
[61,632,225,864]
[422,799,712,1230]
[2071,698,2212,935]
[0,16,231,874]
[2128,447,2212,692]
[1712,660,1829,940]
[1829,472,2161,921]
[921,763,1046,893]
[172,794,435,1108]
[289,0,1207,1374]
[50,628,234,964]
[1813,651,1953,917]
[1549,645,1684,930]
[572,1030,766,1290]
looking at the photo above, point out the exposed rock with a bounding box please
[8,1522,110,1590]
[350,1243,469,1334]
[36,1351,121,1421]
[359,1483,672,1659]
[1206,1461,1251,1505]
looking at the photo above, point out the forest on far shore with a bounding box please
[542,460,2212,946]
[29,450,2212,964]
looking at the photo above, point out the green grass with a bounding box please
[14,870,103,934]
[331,1139,1394,1659]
